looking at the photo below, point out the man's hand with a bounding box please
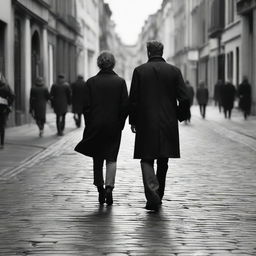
[131,125,136,133]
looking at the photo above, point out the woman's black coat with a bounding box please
[129,57,190,159]
[75,70,128,161]
[30,84,50,121]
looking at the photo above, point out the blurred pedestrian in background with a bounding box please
[129,41,190,211]
[70,75,86,128]
[238,76,252,120]
[30,77,50,137]
[75,51,128,206]
[0,73,14,149]
[214,79,223,113]
[196,81,209,119]
[50,74,71,136]
[220,80,236,119]
[185,80,194,124]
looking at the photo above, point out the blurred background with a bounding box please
[0,0,255,127]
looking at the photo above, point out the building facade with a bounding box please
[237,0,256,114]
[0,0,81,126]
[173,0,243,99]
[98,0,127,79]
[77,0,100,79]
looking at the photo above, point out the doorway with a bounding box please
[31,31,41,86]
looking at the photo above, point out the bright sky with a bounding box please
[104,0,163,45]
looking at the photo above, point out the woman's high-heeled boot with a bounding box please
[105,186,113,205]
[97,186,105,205]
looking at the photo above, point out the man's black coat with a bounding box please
[129,56,189,159]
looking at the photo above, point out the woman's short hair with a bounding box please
[97,51,115,70]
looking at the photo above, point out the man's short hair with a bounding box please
[97,51,116,70]
[147,41,164,56]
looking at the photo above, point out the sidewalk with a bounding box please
[0,112,78,176]
[190,105,256,151]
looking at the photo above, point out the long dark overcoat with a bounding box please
[50,82,71,115]
[30,85,50,121]
[220,82,236,110]
[129,56,190,159]
[187,85,194,106]
[214,81,222,103]
[71,78,86,114]
[196,88,209,105]
[75,70,128,161]
[238,81,251,112]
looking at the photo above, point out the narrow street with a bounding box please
[0,107,255,256]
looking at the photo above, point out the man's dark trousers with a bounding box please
[140,158,168,206]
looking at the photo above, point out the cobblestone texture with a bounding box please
[0,112,255,255]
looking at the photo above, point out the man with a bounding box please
[220,80,236,119]
[50,74,71,136]
[129,41,190,211]
[196,81,209,119]
[71,75,86,128]
[185,80,194,124]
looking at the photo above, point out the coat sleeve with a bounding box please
[120,80,129,130]
[83,81,91,126]
[175,69,190,122]
[50,85,55,107]
[129,68,139,125]
[66,85,72,105]
[45,88,50,101]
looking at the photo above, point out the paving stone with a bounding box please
[0,109,256,255]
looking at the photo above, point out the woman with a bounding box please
[30,77,50,137]
[75,51,128,205]
[0,73,14,149]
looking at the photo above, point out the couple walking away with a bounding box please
[75,41,190,212]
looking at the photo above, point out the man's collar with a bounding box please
[148,56,166,62]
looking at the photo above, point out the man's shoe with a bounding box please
[145,202,160,212]
[105,186,113,206]
[97,186,105,205]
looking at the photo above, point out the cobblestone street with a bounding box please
[0,107,256,256]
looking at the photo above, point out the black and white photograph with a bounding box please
[0,0,256,255]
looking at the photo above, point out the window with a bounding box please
[227,0,235,24]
